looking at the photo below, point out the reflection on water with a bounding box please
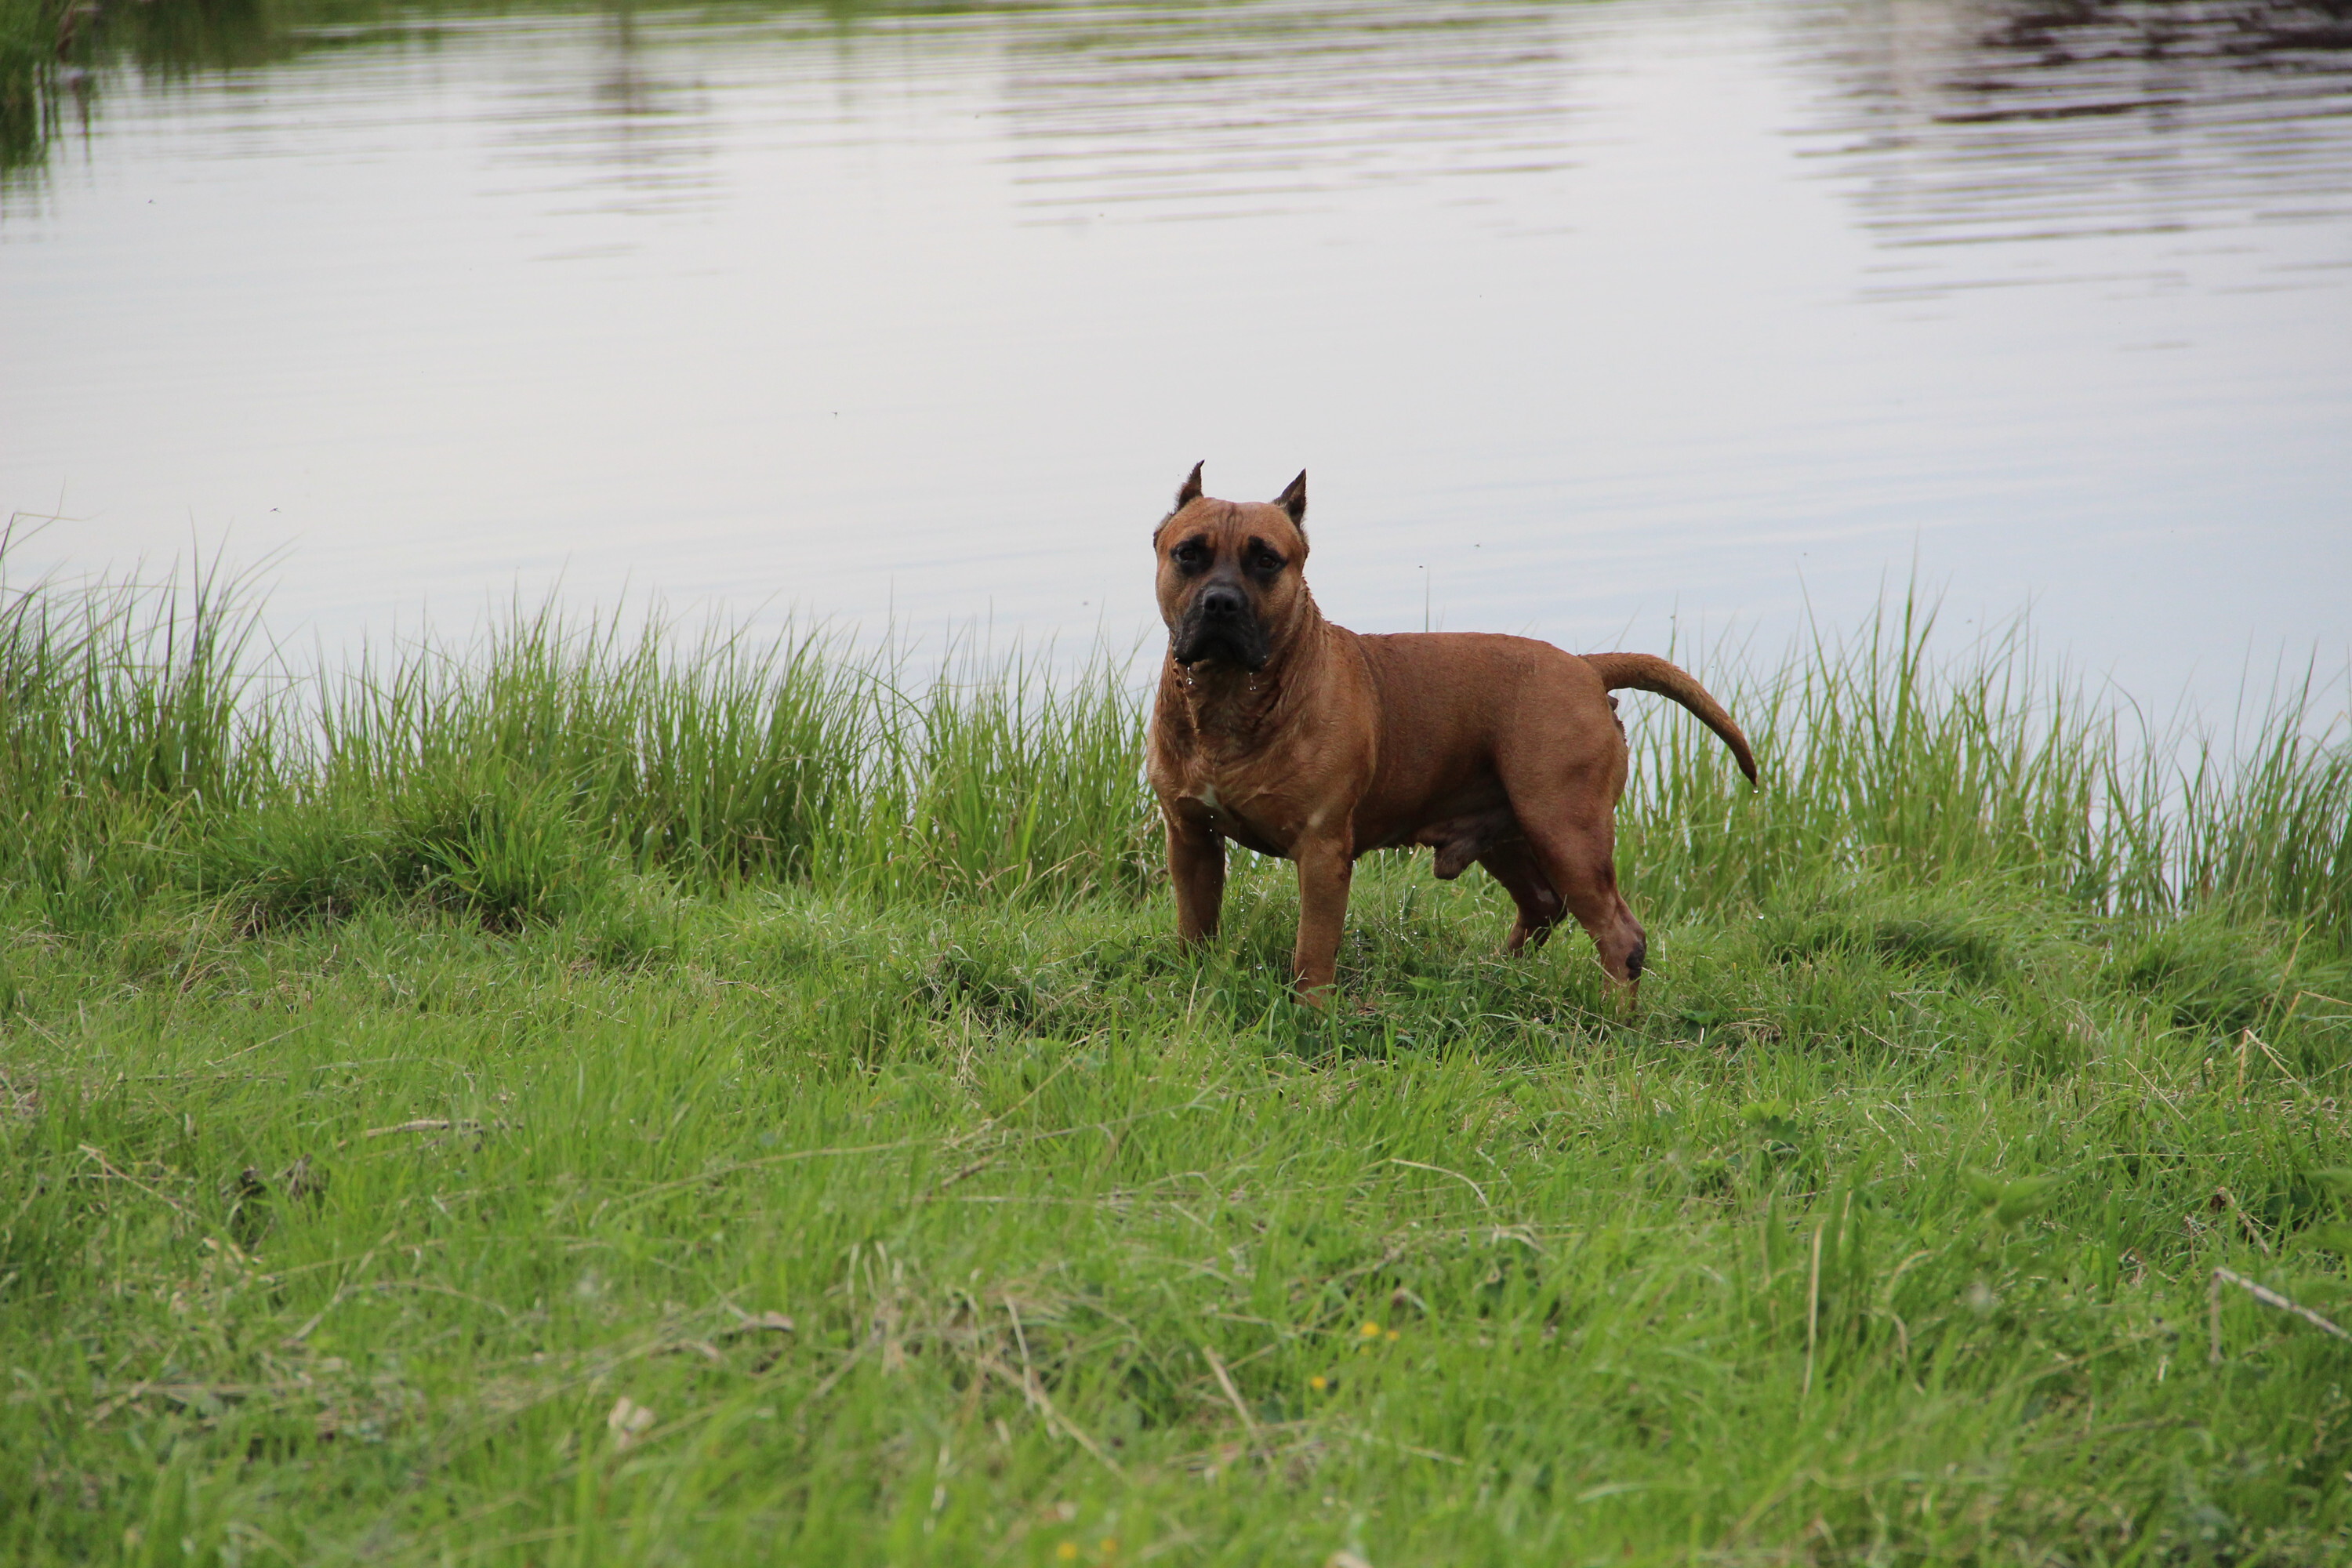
[995,1,1577,223]
[1801,0,2352,289]
[2,0,2348,715]
[16,0,2348,251]
[452,1,1592,229]
[15,0,2352,232]
[488,10,722,220]
[5,0,299,176]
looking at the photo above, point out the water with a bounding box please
[4,0,2349,717]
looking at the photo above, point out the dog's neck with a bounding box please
[1166,597,1327,743]
[1170,657,1276,735]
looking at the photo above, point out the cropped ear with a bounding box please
[1173,461,1204,511]
[1273,470,1307,531]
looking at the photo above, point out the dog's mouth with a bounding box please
[1171,606,1271,673]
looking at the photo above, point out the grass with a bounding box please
[3,547,2352,1565]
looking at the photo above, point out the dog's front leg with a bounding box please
[1168,816,1226,944]
[1290,837,1355,1004]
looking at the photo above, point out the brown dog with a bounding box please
[1145,463,1757,1007]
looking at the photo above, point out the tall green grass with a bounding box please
[1,547,1155,933]
[1617,593,2350,943]
[3,547,2343,947]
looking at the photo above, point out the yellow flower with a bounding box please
[1359,1320,1381,1339]
[1309,1375,1328,1392]
[1057,1544,1080,1562]
[1099,1539,1119,1555]
[1385,1329,1399,1341]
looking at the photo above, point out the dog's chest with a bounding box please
[1172,768,1289,855]
[1152,683,1308,855]
[1182,775,1243,829]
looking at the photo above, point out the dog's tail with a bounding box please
[1584,652,1759,786]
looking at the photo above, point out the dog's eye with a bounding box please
[1171,539,1209,570]
[1247,544,1285,575]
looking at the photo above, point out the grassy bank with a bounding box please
[4,555,2352,1564]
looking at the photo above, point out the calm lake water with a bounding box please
[4,0,2349,717]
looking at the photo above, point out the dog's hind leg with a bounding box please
[1496,684,1649,1004]
[1475,840,1565,954]
[1509,808,1648,1004]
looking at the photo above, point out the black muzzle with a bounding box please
[1171,583,1271,671]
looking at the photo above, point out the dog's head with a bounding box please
[1152,462,1310,673]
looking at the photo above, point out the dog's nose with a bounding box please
[1200,586,1245,621]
